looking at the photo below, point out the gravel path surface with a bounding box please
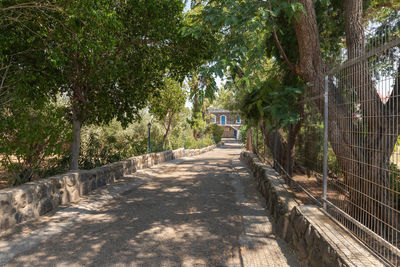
[3,140,299,267]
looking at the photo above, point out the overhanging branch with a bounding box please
[267,0,299,76]
[272,30,299,75]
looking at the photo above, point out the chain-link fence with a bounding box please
[248,31,400,265]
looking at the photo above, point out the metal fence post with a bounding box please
[323,75,329,210]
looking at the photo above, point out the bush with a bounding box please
[207,124,224,143]
[240,125,248,145]
[78,118,215,169]
[185,135,212,149]
[0,100,71,185]
[79,120,150,169]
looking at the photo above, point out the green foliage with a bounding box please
[185,135,213,149]
[390,163,400,194]
[78,109,212,169]
[206,124,224,143]
[149,79,186,122]
[295,116,324,173]
[212,87,236,110]
[240,125,248,146]
[185,0,311,90]
[1,0,209,170]
[149,78,187,149]
[184,0,347,137]
[80,133,122,169]
[163,107,192,149]
[42,0,155,125]
[190,111,207,137]
[79,131,149,170]
[239,77,304,129]
[187,77,211,139]
[295,106,341,176]
[0,100,71,185]
[79,119,150,169]
[0,1,59,109]
[390,162,400,207]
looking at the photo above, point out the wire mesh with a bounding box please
[326,28,400,265]
[249,27,400,265]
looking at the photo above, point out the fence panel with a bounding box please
[326,31,400,265]
[250,30,400,265]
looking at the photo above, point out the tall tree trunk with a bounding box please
[70,109,81,170]
[246,128,252,152]
[162,113,173,150]
[192,79,201,140]
[291,0,399,238]
[262,117,302,176]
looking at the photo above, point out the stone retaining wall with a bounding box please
[0,145,216,232]
[240,151,387,267]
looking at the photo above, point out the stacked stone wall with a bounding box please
[0,145,216,232]
[240,151,387,267]
[213,112,239,125]
[222,126,235,138]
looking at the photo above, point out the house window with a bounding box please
[220,115,226,125]
[212,117,216,123]
[236,116,241,123]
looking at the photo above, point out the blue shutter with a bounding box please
[221,115,226,125]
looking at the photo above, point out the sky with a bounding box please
[183,1,191,13]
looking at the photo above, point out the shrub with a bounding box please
[240,125,248,145]
[0,100,71,185]
[79,120,150,169]
[207,124,224,143]
[185,135,212,149]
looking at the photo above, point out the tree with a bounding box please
[1,0,209,170]
[206,123,224,143]
[185,1,311,174]
[0,98,71,185]
[149,79,187,149]
[0,1,60,110]
[286,0,400,228]
[191,0,400,232]
[212,87,235,110]
[187,73,210,140]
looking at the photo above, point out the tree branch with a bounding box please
[271,30,299,75]
[267,0,299,76]
[0,62,10,90]
[0,2,58,12]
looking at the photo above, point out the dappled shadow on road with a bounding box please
[7,140,297,266]
[8,142,243,266]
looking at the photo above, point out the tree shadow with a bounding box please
[7,141,297,266]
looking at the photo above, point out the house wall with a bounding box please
[222,126,235,138]
[212,112,241,125]
[209,110,242,139]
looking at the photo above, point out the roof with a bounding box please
[207,108,237,113]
